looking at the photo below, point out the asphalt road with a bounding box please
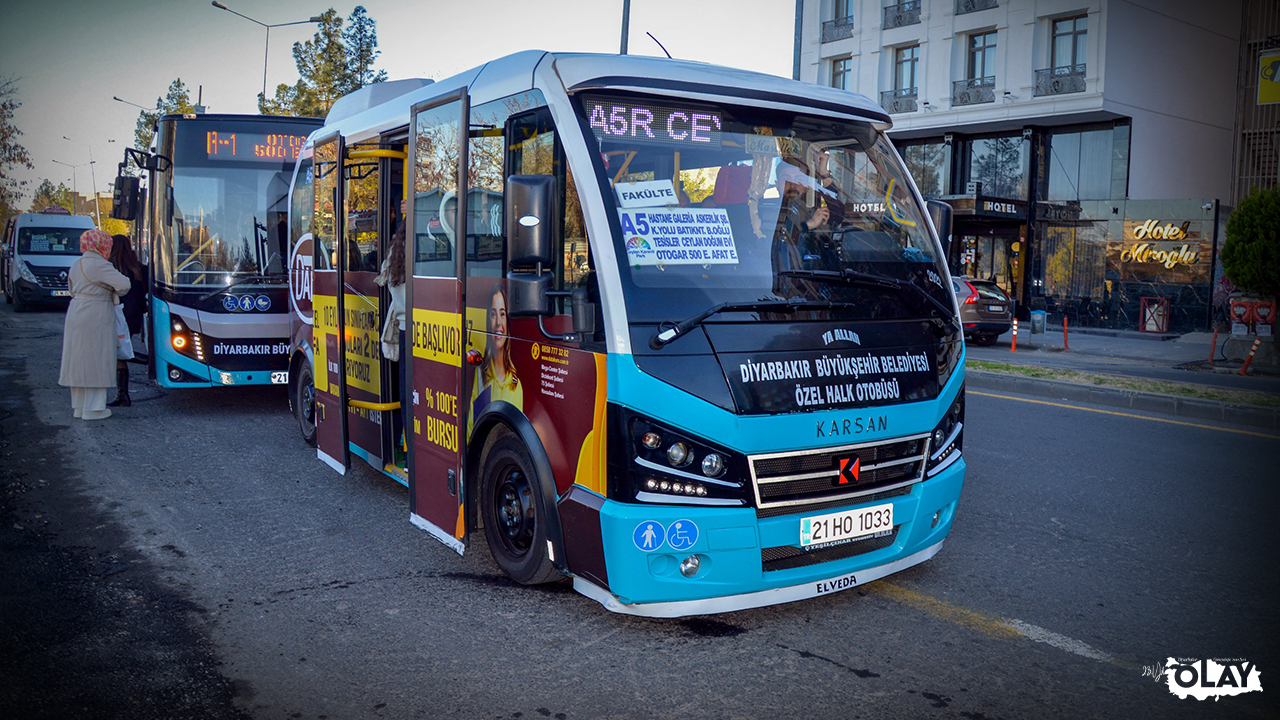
[2,303,1277,719]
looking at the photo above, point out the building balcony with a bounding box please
[955,0,998,14]
[883,1,921,29]
[880,88,918,114]
[1035,64,1087,96]
[952,77,995,106]
[822,16,856,43]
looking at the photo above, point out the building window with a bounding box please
[895,45,918,92]
[831,57,852,90]
[964,134,1028,200]
[1051,15,1087,69]
[967,31,996,81]
[899,140,950,197]
[835,0,852,20]
[1044,127,1113,201]
[822,0,856,42]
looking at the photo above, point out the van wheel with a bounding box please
[481,433,560,585]
[12,292,27,313]
[295,361,317,447]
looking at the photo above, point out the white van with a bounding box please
[1,209,97,312]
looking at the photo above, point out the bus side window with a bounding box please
[466,126,505,280]
[344,148,380,273]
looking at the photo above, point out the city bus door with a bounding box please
[406,90,470,553]
[311,133,350,473]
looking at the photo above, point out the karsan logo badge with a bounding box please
[837,456,861,485]
[1143,658,1263,700]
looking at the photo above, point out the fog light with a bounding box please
[683,484,696,495]
[666,442,691,466]
[932,511,941,528]
[701,453,725,477]
[679,555,700,577]
[646,479,658,490]
[641,431,662,449]
[695,486,707,497]
[932,427,946,448]
[173,322,183,332]
[168,368,181,380]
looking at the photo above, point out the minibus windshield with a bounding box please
[17,227,82,255]
[577,93,951,325]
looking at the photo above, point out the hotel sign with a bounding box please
[1121,219,1200,269]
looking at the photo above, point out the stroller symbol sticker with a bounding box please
[666,520,698,551]
[633,521,665,551]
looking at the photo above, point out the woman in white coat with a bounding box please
[58,228,131,420]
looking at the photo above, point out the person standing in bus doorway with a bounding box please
[467,284,523,437]
[59,229,131,421]
[376,198,409,456]
[107,234,147,407]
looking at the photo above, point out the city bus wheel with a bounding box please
[295,362,317,447]
[481,434,559,585]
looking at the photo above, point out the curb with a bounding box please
[966,370,1280,431]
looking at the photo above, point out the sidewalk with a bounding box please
[962,325,1280,430]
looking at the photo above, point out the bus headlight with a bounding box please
[926,388,964,477]
[609,406,750,506]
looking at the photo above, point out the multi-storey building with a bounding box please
[795,0,1241,332]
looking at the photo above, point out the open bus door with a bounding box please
[406,90,471,553]
[311,133,350,473]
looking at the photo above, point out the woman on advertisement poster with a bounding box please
[468,284,523,437]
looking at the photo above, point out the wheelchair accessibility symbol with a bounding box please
[666,519,698,551]
[633,521,665,552]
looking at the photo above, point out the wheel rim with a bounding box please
[492,463,535,558]
[299,370,316,430]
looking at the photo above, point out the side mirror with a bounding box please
[927,200,953,258]
[505,174,556,269]
[112,175,141,221]
[506,272,551,317]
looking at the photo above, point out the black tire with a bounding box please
[480,433,560,585]
[973,333,998,347]
[12,291,27,313]
[294,360,318,447]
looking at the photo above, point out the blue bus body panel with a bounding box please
[590,352,966,610]
[152,297,290,389]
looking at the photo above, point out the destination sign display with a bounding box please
[584,96,722,148]
[206,131,306,162]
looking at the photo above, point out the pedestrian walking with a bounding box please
[58,228,131,421]
[107,234,147,407]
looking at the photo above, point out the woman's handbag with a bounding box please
[114,304,134,360]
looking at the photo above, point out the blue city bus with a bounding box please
[289,52,965,616]
[120,113,323,388]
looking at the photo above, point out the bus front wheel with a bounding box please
[480,434,560,585]
[294,361,317,447]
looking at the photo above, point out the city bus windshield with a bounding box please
[577,93,951,325]
[155,119,313,290]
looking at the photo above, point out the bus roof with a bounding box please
[318,50,892,146]
[158,112,325,125]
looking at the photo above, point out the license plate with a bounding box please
[53,290,71,297]
[987,304,1002,312]
[270,371,288,385]
[800,503,894,548]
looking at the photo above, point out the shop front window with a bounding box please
[1045,127,1113,201]
[899,140,949,198]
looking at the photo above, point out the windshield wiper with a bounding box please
[779,269,959,329]
[649,299,849,350]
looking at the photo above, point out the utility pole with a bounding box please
[620,0,631,55]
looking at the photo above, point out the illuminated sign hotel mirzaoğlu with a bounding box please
[206,131,307,162]
[585,96,722,147]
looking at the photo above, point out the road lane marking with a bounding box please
[870,581,1134,669]
[969,391,1280,440]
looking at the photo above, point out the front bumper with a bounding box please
[580,456,965,616]
[963,320,1011,335]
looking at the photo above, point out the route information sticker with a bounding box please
[620,208,739,266]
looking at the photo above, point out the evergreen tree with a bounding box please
[260,6,386,118]
[0,77,34,225]
[28,179,73,213]
[134,79,196,154]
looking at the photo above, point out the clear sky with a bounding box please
[0,0,795,202]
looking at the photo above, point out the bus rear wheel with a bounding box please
[295,361,317,447]
[480,434,560,585]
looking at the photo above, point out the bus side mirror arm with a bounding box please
[926,200,953,258]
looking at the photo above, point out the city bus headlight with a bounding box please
[609,406,750,506]
[926,388,964,477]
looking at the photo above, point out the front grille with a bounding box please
[32,267,69,289]
[761,526,899,572]
[755,485,912,518]
[749,433,929,514]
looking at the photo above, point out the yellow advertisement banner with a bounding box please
[343,293,381,395]
[411,308,463,366]
[1259,52,1280,105]
[312,294,336,395]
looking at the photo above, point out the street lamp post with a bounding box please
[211,2,322,104]
[113,95,150,111]
[50,159,95,220]
[63,136,100,228]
